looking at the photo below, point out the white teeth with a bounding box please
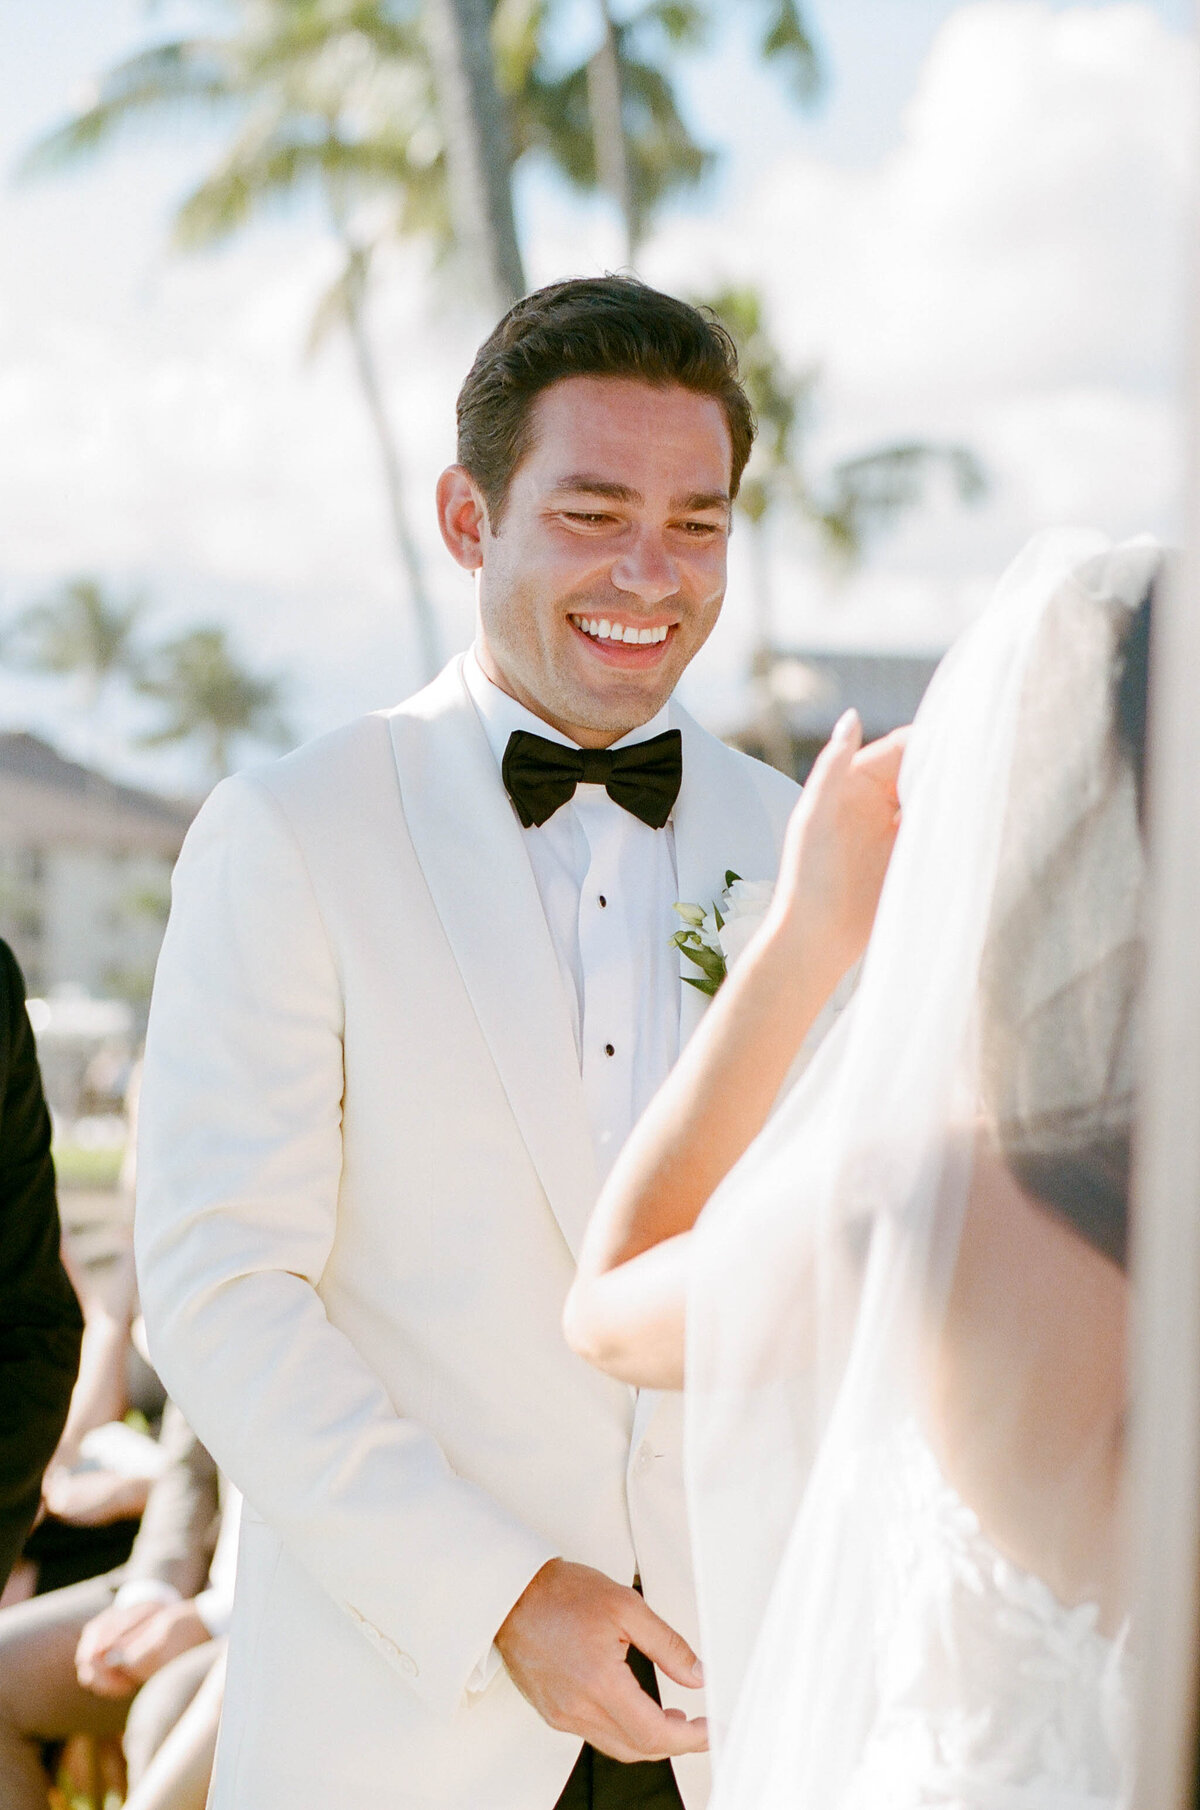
[573,615,670,644]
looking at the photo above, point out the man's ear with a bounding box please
[437,466,489,571]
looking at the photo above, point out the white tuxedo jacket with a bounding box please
[135,656,798,1810]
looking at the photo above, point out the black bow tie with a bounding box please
[502,728,682,830]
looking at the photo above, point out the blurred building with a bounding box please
[728,647,944,780]
[0,732,194,1007]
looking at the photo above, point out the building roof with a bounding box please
[0,733,195,857]
[767,647,944,741]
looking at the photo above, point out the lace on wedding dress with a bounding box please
[844,1421,1130,1810]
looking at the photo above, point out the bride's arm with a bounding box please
[563,711,905,1387]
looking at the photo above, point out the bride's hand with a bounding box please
[765,709,907,990]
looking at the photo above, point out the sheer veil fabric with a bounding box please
[685,532,1160,1810]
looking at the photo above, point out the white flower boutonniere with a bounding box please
[671,873,775,996]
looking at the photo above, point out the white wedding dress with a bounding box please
[684,532,1156,1810]
[842,1421,1129,1810]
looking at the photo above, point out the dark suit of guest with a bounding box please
[0,938,83,1587]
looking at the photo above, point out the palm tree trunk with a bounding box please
[747,517,792,775]
[587,1,637,261]
[341,246,442,683]
[422,0,526,314]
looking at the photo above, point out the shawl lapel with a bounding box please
[386,658,599,1261]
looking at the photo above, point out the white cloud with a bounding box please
[645,1,1195,679]
[0,1,1192,770]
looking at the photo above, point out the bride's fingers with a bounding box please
[851,724,909,802]
[783,709,861,833]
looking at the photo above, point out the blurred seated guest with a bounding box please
[121,1641,226,1810]
[0,1399,237,1810]
[0,937,84,1592]
[6,1241,161,1606]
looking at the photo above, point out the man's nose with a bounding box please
[610,530,680,605]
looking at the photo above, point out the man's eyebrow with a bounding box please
[551,476,642,503]
[676,489,732,512]
[549,476,731,511]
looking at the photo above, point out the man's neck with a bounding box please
[474,643,658,749]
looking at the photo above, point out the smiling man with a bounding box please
[135,277,800,1810]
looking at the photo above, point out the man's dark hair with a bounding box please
[456,275,756,524]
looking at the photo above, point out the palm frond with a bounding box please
[518,44,711,220]
[18,40,235,176]
[815,442,987,558]
[172,124,427,247]
[753,0,821,101]
[491,0,548,95]
[136,625,292,778]
[632,2,709,49]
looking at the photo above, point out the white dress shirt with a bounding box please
[464,649,681,1180]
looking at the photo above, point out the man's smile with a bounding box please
[569,614,671,645]
[567,613,677,671]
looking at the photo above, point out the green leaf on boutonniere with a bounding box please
[676,939,726,987]
[672,895,730,997]
[682,973,722,996]
[725,870,743,890]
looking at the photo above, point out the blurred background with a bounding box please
[0,0,1193,1196]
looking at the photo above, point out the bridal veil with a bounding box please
[685,531,1160,1809]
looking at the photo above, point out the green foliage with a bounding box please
[507,2,712,246]
[702,284,986,563]
[22,4,451,258]
[816,442,987,559]
[52,1141,125,1190]
[20,4,448,682]
[137,625,293,781]
[755,0,821,100]
[3,579,144,704]
[504,1,820,249]
[20,0,823,268]
[0,576,293,784]
[670,928,725,995]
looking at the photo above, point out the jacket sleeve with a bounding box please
[0,940,84,1587]
[135,776,555,1716]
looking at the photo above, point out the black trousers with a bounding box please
[553,1645,685,1810]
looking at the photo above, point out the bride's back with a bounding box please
[686,534,1158,1810]
[936,1135,1128,1630]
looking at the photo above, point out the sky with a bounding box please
[0,0,1194,783]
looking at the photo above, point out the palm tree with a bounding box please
[711,285,985,609]
[21,1,447,682]
[423,0,526,309]
[137,625,293,782]
[4,578,145,764]
[704,286,986,766]
[502,0,821,262]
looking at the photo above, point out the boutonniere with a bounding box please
[671,872,775,996]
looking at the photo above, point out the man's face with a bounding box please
[439,376,734,746]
